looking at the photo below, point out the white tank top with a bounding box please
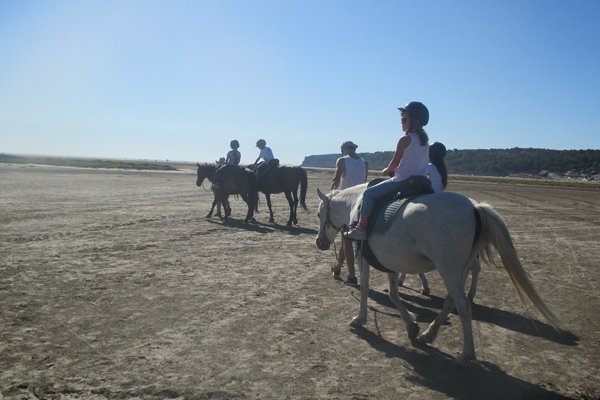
[341,156,367,190]
[427,163,444,192]
[392,133,429,182]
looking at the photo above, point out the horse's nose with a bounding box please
[316,236,330,251]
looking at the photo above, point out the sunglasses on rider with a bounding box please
[401,117,409,124]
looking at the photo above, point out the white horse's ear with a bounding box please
[317,188,328,201]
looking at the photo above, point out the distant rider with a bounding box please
[251,139,278,187]
[212,140,241,189]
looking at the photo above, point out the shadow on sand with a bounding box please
[351,327,572,400]
[206,216,318,235]
[350,288,578,347]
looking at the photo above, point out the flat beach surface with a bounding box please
[1,162,599,399]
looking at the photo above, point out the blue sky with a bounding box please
[1,0,599,166]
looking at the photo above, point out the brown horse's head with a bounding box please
[196,163,217,186]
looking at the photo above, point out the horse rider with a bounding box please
[212,140,241,189]
[345,102,430,241]
[251,139,279,188]
[427,141,448,193]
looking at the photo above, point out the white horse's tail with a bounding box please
[475,203,562,330]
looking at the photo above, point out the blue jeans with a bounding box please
[360,178,405,215]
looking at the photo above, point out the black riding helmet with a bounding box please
[230,140,240,149]
[398,102,429,126]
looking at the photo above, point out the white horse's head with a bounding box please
[315,188,344,250]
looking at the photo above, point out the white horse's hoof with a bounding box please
[350,316,365,328]
[451,354,472,368]
[417,330,435,344]
[407,322,420,340]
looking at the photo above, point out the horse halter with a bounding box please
[318,194,343,245]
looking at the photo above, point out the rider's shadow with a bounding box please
[206,218,274,233]
[358,289,578,346]
[255,221,318,236]
[351,327,572,400]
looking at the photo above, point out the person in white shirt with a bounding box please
[426,142,448,193]
[331,141,369,285]
[252,139,279,186]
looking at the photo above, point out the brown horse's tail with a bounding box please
[299,167,308,210]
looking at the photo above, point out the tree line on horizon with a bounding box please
[301,148,600,177]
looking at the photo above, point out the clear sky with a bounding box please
[1,0,599,166]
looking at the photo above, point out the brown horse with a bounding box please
[196,163,259,224]
[250,163,308,226]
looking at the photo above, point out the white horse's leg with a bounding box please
[419,273,430,295]
[399,273,406,286]
[435,263,475,367]
[467,258,481,302]
[350,251,369,328]
[399,273,429,295]
[388,273,419,340]
[419,294,455,344]
[452,292,474,367]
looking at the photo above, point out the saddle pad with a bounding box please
[371,196,418,235]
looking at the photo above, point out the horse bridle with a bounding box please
[318,194,344,245]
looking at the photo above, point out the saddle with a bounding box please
[257,159,280,180]
[215,164,237,185]
[358,176,435,274]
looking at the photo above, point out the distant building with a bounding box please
[548,172,561,179]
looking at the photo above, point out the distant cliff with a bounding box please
[301,148,600,177]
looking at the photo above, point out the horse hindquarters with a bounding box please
[369,194,479,365]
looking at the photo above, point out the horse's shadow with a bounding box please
[256,221,318,236]
[351,327,572,400]
[206,218,274,233]
[206,216,318,236]
[357,288,578,346]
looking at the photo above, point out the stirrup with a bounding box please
[344,225,367,241]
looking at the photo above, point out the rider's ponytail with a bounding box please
[407,114,428,146]
[429,142,448,189]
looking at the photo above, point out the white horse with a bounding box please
[315,184,561,367]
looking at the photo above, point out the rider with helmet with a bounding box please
[252,139,278,185]
[345,102,430,241]
[212,140,241,189]
[225,140,241,166]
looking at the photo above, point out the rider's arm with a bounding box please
[382,135,410,177]
[331,157,345,190]
[364,160,369,183]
